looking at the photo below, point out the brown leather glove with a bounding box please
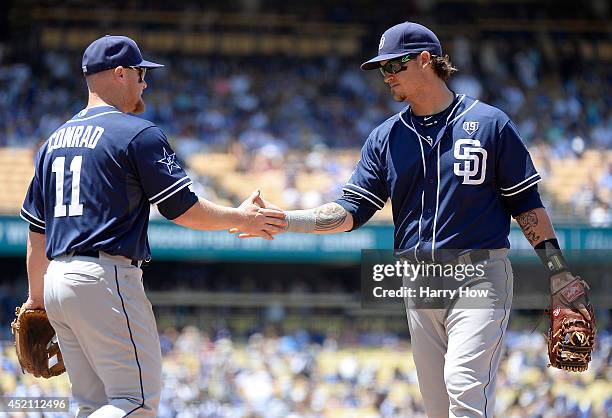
[11,305,66,378]
[547,275,596,372]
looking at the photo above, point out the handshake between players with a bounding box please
[228,193,355,239]
[228,191,288,240]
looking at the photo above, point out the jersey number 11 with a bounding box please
[51,156,83,218]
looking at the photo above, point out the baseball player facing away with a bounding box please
[234,22,592,417]
[20,35,286,417]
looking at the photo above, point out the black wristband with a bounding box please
[535,238,569,275]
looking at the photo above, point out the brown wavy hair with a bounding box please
[431,55,458,81]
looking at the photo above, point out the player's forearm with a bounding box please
[285,202,353,234]
[515,207,575,281]
[173,197,244,231]
[26,230,49,304]
[514,207,556,247]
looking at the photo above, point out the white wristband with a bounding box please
[285,210,316,233]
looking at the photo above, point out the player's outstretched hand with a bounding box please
[234,190,286,240]
[252,193,283,212]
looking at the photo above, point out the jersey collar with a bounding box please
[72,105,120,121]
[400,94,466,148]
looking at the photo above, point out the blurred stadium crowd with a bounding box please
[0,31,610,221]
[1,35,610,152]
[0,327,610,417]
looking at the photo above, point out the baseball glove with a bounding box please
[546,276,596,372]
[11,305,66,378]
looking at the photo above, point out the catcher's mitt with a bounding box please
[547,276,596,372]
[10,306,66,378]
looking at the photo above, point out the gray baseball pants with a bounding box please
[44,253,162,417]
[405,250,513,418]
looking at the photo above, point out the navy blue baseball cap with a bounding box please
[82,35,164,75]
[361,22,442,70]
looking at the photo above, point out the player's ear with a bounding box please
[112,66,125,82]
[420,51,431,68]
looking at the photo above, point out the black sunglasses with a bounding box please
[125,66,147,83]
[379,55,415,76]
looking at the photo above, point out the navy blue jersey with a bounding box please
[336,94,541,261]
[21,105,198,260]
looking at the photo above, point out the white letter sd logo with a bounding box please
[453,139,488,185]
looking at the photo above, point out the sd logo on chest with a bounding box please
[453,139,488,185]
